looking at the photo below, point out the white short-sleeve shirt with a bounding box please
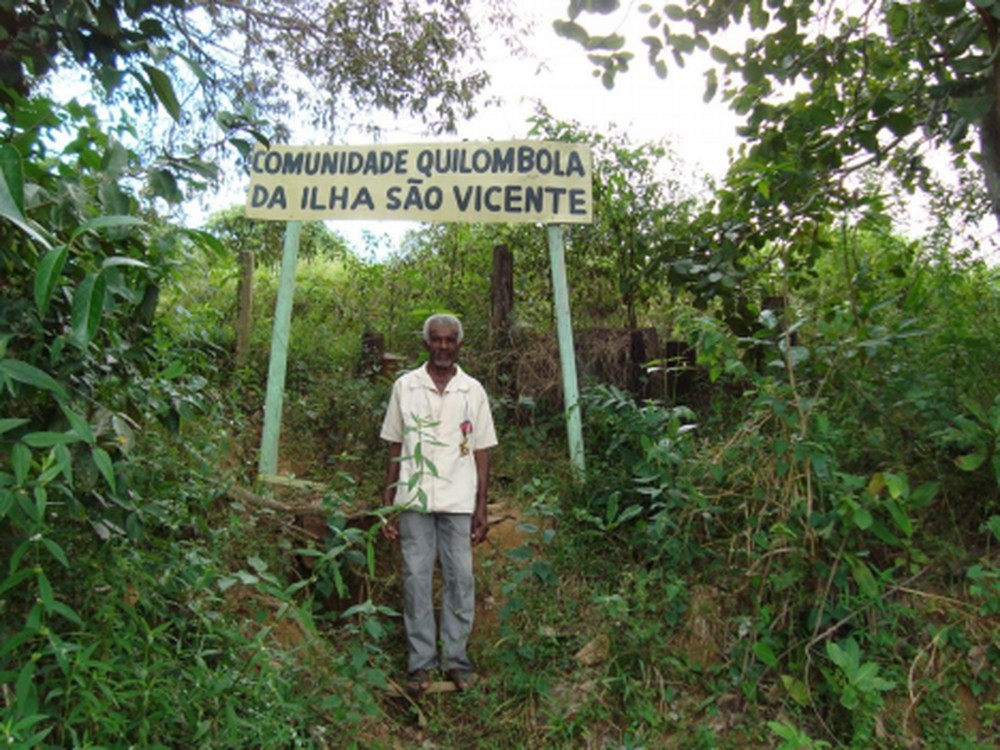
[380,364,498,514]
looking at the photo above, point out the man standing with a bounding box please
[379,313,498,693]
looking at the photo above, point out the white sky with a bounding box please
[203,1,743,253]
[197,2,996,260]
[454,3,741,175]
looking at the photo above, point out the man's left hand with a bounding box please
[471,511,489,546]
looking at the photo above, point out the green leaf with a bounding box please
[11,442,30,484]
[37,571,55,611]
[885,498,913,538]
[54,444,72,486]
[61,405,95,445]
[956,452,987,471]
[142,64,181,121]
[22,431,82,448]
[553,19,591,46]
[953,94,995,122]
[92,447,116,493]
[33,245,69,316]
[852,506,873,530]
[50,600,83,626]
[869,518,902,547]
[780,675,810,706]
[909,482,939,509]
[505,546,533,561]
[75,214,146,238]
[0,418,29,435]
[665,4,686,21]
[883,472,908,499]
[0,489,13,520]
[0,143,24,214]
[848,557,880,598]
[885,112,915,139]
[149,168,183,203]
[42,537,70,568]
[754,641,779,667]
[15,659,37,715]
[0,359,68,399]
[0,618,33,657]
[70,273,108,348]
[0,145,51,249]
[180,227,227,257]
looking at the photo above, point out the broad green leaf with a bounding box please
[909,482,939,509]
[142,64,181,121]
[22,431,81,448]
[587,33,625,52]
[33,244,69,316]
[15,658,37,714]
[180,227,227,258]
[754,641,779,667]
[665,4,686,22]
[42,537,70,568]
[50,600,83,626]
[149,168,183,202]
[54,443,73,484]
[852,506,873,530]
[553,19,591,46]
[848,557,880,598]
[0,569,32,600]
[885,498,913,538]
[0,145,51,249]
[505,546,533,561]
[73,214,145,239]
[11,442,30,484]
[956,452,987,471]
[869,518,902,547]
[883,472,908,499]
[826,639,853,670]
[0,489,13,519]
[0,143,24,214]
[953,94,995,122]
[61,405,95,444]
[92,447,116,493]
[0,418,29,435]
[0,359,67,399]
[885,112,915,139]
[70,273,108,348]
[34,484,47,520]
[37,571,55,611]
[160,360,186,379]
[780,675,810,706]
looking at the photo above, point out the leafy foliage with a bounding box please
[556,0,1000,225]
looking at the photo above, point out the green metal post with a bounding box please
[547,224,586,477]
[258,220,303,478]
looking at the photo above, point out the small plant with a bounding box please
[767,720,832,750]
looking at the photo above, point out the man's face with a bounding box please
[425,323,462,370]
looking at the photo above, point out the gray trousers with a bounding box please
[398,511,475,674]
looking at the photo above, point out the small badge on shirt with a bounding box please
[459,420,473,456]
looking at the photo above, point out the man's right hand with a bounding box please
[380,517,400,541]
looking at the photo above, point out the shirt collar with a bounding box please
[410,363,470,392]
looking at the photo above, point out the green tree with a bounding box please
[205,205,349,266]
[556,0,1000,237]
[527,107,703,330]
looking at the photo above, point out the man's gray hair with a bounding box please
[422,313,464,343]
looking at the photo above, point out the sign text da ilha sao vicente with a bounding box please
[245,140,593,224]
